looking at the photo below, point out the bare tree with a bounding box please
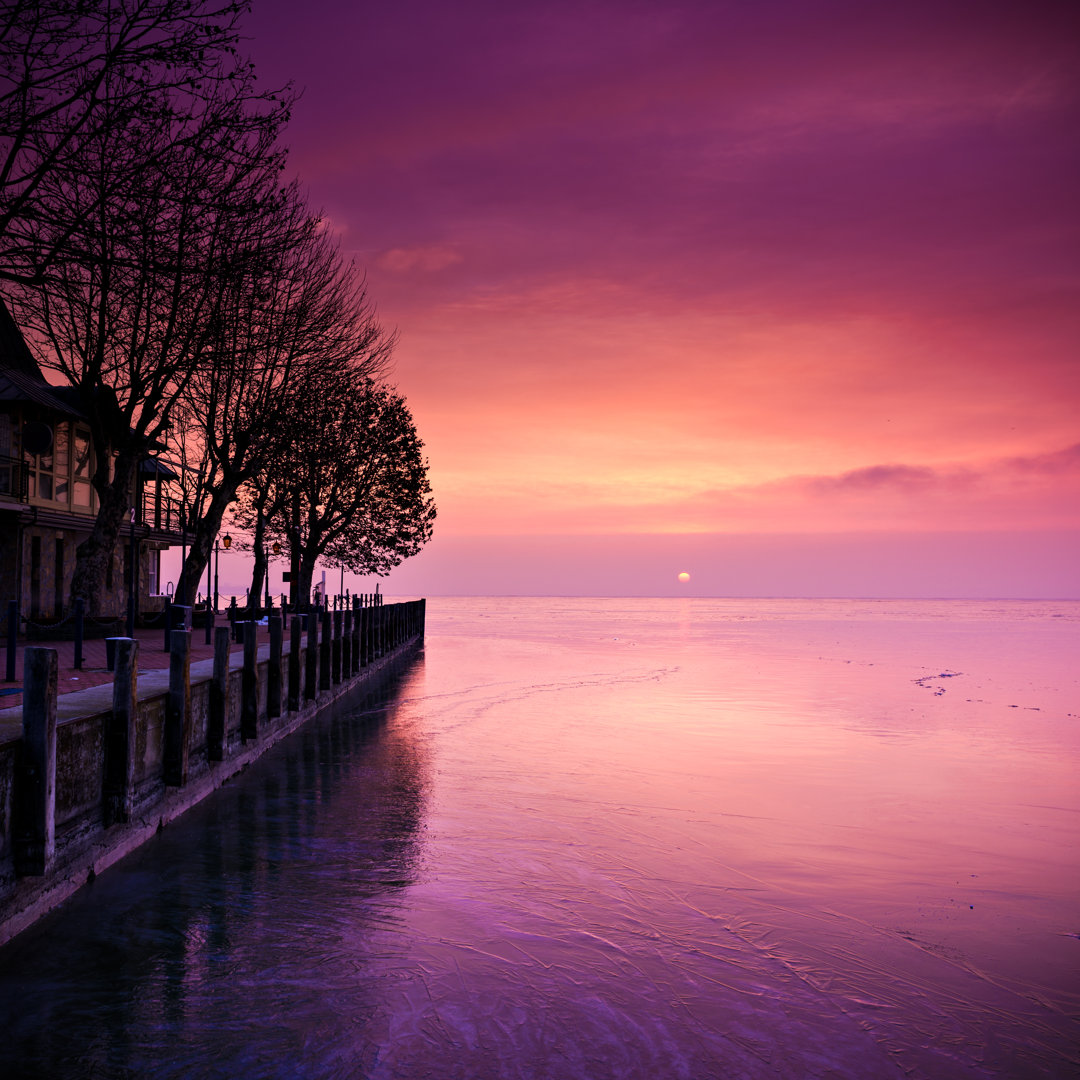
[169,197,395,609]
[0,0,251,285]
[234,369,435,605]
[10,40,293,610]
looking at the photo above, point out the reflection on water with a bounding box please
[1,599,1078,1079]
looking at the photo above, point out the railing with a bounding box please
[139,489,185,535]
[0,454,29,502]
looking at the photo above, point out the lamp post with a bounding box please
[220,534,232,614]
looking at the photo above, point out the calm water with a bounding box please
[1,597,1077,1079]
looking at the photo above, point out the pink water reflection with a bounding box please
[367,598,1078,1077]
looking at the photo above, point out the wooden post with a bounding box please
[267,613,283,719]
[351,597,361,672]
[104,638,138,825]
[208,626,230,761]
[288,615,302,712]
[241,621,258,742]
[304,608,318,701]
[331,609,342,684]
[342,603,353,677]
[164,617,192,786]
[319,609,331,692]
[14,647,57,876]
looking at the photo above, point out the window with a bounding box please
[73,428,92,507]
[148,548,161,596]
[53,424,69,504]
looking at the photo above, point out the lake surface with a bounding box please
[1,597,1077,1078]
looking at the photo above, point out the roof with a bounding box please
[0,297,86,417]
[0,296,41,377]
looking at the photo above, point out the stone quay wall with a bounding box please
[0,598,426,946]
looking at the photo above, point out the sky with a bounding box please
[220,0,1079,598]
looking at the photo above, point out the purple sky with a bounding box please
[221,0,1080,597]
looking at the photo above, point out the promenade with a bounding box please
[0,622,267,713]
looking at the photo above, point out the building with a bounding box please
[0,299,183,626]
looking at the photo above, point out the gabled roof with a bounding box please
[0,297,86,417]
[0,295,40,377]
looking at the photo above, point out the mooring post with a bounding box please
[104,637,138,825]
[14,647,57,876]
[5,600,16,682]
[267,612,283,719]
[341,603,351,678]
[351,597,360,672]
[319,608,331,692]
[73,597,84,671]
[304,606,318,701]
[288,615,302,712]
[241,622,259,742]
[164,610,192,786]
[208,626,230,761]
[331,608,342,684]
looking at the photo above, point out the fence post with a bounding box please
[164,612,192,786]
[267,613,283,719]
[342,602,353,678]
[13,648,57,876]
[104,638,138,825]
[331,608,342,684]
[209,626,230,761]
[304,606,318,701]
[288,616,302,712]
[319,608,331,693]
[6,600,17,682]
[241,622,258,741]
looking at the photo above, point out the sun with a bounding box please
[677,571,691,583]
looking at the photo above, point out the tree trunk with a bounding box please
[297,551,319,610]
[247,511,267,616]
[69,452,138,614]
[177,484,238,607]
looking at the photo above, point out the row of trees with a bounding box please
[0,0,434,609]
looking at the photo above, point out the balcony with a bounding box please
[139,488,187,538]
[0,454,29,503]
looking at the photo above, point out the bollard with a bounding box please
[304,606,318,701]
[209,626,230,761]
[267,613,283,719]
[241,622,258,742]
[288,616,302,712]
[319,609,331,692]
[343,603,353,677]
[104,638,138,825]
[14,648,57,876]
[331,609,342,684]
[164,627,192,786]
[73,597,84,671]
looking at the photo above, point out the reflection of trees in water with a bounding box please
[0,649,429,1078]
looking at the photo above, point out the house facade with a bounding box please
[0,300,183,625]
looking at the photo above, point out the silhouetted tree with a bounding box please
[9,28,292,610]
[234,370,435,605]
[0,0,250,285]
[169,195,395,609]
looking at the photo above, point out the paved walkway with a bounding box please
[0,622,271,711]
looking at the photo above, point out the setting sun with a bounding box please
[677,572,691,583]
